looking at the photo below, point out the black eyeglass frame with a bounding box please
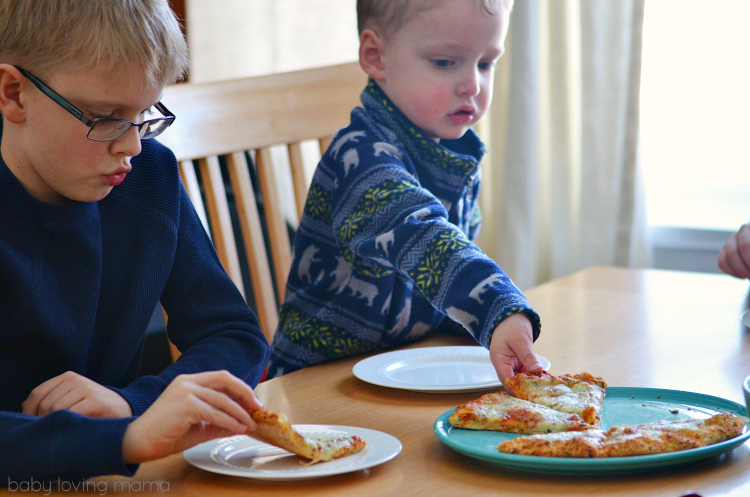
[14,65,175,142]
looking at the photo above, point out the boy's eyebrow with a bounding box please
[420,41,505,57]
[73,94,165,114]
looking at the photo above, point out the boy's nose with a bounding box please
[110,125,143,158]
[457,69,481,97]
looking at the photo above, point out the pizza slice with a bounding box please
[496,413,745,457]
[598,413,746,457]
[448,392,596,434]
[505,371,607,427]
[250,409,367,465]
[495,428,607,457]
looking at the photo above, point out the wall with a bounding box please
[186,0,359,83]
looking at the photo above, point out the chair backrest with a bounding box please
[158,62,367,345]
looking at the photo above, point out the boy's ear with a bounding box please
[0,65,26,124]
[359,29,386,81]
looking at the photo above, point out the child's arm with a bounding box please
[326,134,541,351]
[488,313,545,385]
[110,150,269,415]
[0,371,261,481]
[121,371,262,464]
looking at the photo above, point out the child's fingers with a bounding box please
[190,384,255,431]
[38,388,86,416]
[720,234,750,278]
[21,373,68,415]
[489,313,542,384]
[166,372,259,429]
[734,226,750,277]
[195,370,264,413]
[190,395,250,433]
[518,351,544,374]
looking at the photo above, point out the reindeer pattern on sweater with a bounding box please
[266,81,540,378]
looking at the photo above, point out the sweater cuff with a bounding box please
[110,375,168,416]
[485,307,542,348]
[51,413,139,479]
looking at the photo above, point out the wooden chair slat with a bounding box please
[287,142,308,221]
[197,156,245,298]
[157,62,366,348]
[255,147,293,304]
[318,137,332,156]
[178,160,209,233]
[225,152,279,343]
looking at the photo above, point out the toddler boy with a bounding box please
[267,0,543,382]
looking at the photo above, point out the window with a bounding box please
[640,0,750,232]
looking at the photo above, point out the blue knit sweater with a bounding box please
[267,81,540,378]
[0,139,269,482]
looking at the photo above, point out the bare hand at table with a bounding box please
[22,370,133,418]
[121,371,262,465]
[718,223,750,279]
[489,313,543,386]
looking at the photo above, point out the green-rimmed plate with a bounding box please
[433,387,750,475]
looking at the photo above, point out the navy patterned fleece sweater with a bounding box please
[267,81,540,378]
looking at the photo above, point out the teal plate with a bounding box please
[433,387,750,475]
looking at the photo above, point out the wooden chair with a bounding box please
[157,62,367,354]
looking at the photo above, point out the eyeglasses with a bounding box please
[14,66,175,142]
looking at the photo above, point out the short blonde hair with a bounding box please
[357,0,513,39]
[0,0,188,88]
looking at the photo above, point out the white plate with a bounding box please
[352,346,551,393]
[183,425,401,481]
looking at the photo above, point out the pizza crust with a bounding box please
[496,429,607,457]
[496,413,746,458]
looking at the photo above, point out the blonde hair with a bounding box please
[357,0,513,39]
[0,0,188,88]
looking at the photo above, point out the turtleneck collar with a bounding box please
[361,79,486,179]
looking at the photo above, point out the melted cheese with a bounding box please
[449,392,595,433]
[507,372,606,426]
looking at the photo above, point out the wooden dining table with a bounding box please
[8,266,750,496]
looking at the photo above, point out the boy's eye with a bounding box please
[91,107,156,122]
[432,59,454,68]
[140,107,157,120]
[478,61,497,72]
[90,111,115,120]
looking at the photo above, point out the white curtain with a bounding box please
[476,0,651,290]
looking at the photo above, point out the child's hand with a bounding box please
[718,223,750,278]
[22,371,133,418]
[489,313,543,387]
[121,371,262,464]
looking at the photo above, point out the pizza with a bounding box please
[448,392,596,434]
[250,408,367,464]
[496,428,607,457]
[505,371,607,427]
[448,370,746,458]
[496,413,746,457]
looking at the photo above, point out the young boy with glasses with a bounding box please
[267,0,543,383]
[0,0,268,481]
